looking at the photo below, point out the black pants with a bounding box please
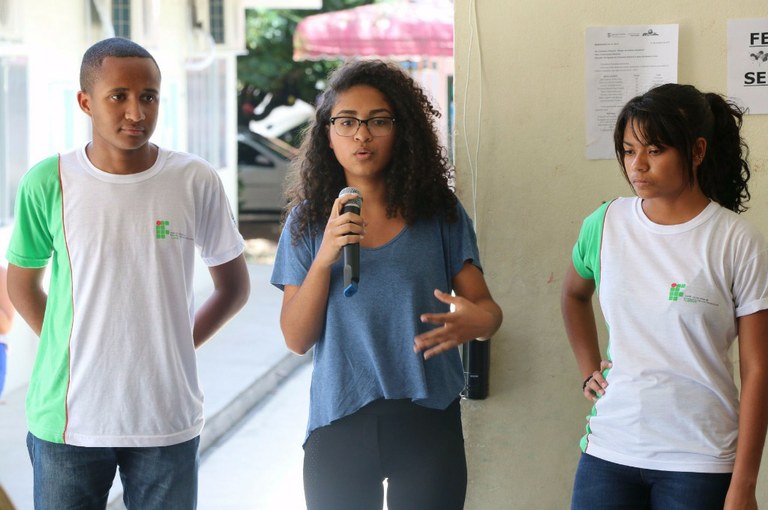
[303,398,467,510]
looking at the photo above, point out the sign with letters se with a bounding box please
[728,18,768,114]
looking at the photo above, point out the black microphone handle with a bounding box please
[341,201,361,297]
[343,242,359,296]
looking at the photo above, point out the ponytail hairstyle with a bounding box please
[283,59,457,244]
[613,83,751,213]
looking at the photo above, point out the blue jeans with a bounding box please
[572,453,731,510]
[27,432,199,510]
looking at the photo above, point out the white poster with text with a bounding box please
[728,18,768,114]
[585,25,679,160]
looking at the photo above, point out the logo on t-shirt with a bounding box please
[668,282,686,301]
[155,220,170,239]
[668,282,719,307]
[155,220,192,241]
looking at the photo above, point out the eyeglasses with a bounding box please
[329,116,396,137]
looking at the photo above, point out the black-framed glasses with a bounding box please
[329,116,396,137]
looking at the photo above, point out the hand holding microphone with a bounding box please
[338,187,362,297]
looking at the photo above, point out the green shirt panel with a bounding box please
[6,155,74,443]
[571,199,615,453]
[571,200,613,294]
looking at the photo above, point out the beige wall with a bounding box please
[454,1,768,508]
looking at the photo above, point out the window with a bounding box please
[209,0,225,44]
[112,0,131,39]
[0,56,29,225]
[186,57,228,168]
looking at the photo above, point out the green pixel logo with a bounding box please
[668,282,686,301]
[155,220,170,239]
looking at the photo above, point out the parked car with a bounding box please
[249,98,314,147]
[237,129,298,218]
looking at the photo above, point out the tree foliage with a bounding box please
[237,0,374,128]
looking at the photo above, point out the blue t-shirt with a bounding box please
[271,201,480,441]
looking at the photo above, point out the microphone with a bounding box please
[338,187,362,297]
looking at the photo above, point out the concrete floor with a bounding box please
[198,362,311,509]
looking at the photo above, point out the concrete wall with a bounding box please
[453,1,768,508]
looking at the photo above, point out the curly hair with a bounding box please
[613,83,751,213]
[284,59,457,243]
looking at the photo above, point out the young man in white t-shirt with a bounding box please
[6,37,250,509]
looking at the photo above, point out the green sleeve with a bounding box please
[571,200,613,294]
[6,155,61,268]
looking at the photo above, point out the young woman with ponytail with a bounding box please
[562,83,768,509]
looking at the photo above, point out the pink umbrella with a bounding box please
[293,0,454,61]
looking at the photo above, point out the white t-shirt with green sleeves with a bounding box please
[6,146,244,447]
[572,197,768,473]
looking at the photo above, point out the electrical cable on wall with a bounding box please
[459,0,490,401]
[461,0,482,232]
